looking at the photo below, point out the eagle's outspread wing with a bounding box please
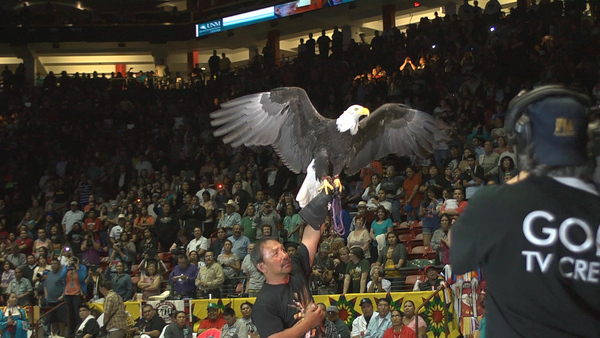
[210,87,327,174]
[345,103,448,174]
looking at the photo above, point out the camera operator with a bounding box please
[60,256,88,337]
[81,231,103,268]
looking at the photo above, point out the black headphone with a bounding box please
[505,85,591,150]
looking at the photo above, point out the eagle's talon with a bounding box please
[333,177,343,193]
[319,179,335,195]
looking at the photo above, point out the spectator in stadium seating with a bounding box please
[241,205,258,243]
[21,254,37,283]
[16,230,34,257]
[419,187,443,246]
[62,201,84,235]
[228,224,249,261]
[382,309,413,338]
[211,228,227,257]
[257,201,280,239]
[347,214,371,260]
[326,305,350,338]
[418,265,445,292]
[239,301,258,337]
[130,303,166,338]
[197,303,226,335]
[187,226,209,258]
[441,188,468,219]
[196,251,224,299]
[351,297,376,338]
[366,265,391,293]
[218,200,241,236]
[370,206,393,255]
[316,303,338,338]
[343,247,369,294]
[6,244,26,269]
[402,300,427,337]
[375,232,407,278]
[430,213,452,264]
[499,156,518,184]
[218,239,241,283]
[282,204,303,244]
[403,166,423,220]
[85,265,104,301]
[108,261,133,301]
[242,244,264,297]
[169,255,197,298]
[154,203,178,252]
[221,306,248,338]
[364,298,392,338]
[367,189,392,215]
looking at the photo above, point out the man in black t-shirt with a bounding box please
[251,190,333,338]
[130,304,166,338]
[75,304,100,338]
[451,86,600,337]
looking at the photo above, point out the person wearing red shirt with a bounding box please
[383,309,416,338]
[83,209,103,240]
[16,229,34,256]
[197,303,225,335]
[403,166,423,220]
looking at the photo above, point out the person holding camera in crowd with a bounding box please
[168,255,197,299]
[81,230,103,267]
[60,255,87,337]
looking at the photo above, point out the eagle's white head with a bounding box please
[336,105,370,135]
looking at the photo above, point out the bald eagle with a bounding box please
[210,87,447,207]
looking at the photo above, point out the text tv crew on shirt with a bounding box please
[251,188,336,338]
[450,85,600,337]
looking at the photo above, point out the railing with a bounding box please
[415,287,450,338]
[32,302,68,338]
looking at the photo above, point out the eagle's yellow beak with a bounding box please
[359,107,370,116]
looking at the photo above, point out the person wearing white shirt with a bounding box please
[351,298,378,338]
[366,190,392,214]
[62,201,84,234]
[195,178,217,201]
[187,226,209,258]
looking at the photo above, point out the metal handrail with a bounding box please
[415,286,450,338]
[32,301,68,338]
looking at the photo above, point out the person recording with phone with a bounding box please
[60,255,87,336]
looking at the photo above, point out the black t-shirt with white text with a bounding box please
[451,175,600,337]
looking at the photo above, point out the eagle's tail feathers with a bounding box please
[296,159,320,208]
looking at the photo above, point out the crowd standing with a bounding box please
[1,1,599,337]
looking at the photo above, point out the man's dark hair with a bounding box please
[466,154,476,160]
[285,242,298,251]
[173,310,185,318]
[80,304,91,311]
[240,301,253,310]
[251,237,277,266]
[517,143,593,179]
[143,304,154,311]
[100,280,113,290]
[177,254,188,262]
[377,297,390,305]
[350,247,365,260]
[223,307,236,317]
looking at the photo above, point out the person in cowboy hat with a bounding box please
[217,200,241,236]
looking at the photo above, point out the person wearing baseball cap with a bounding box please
[351,298,377,338]
[326,305,350,338]
[197,303,226,335]
[451,86,600,336]
[61,201,84,234]
[419,265,445,291]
